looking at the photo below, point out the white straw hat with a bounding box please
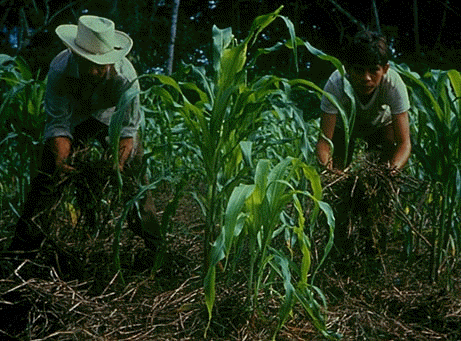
[56,15,133,65]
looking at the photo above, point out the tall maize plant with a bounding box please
[143,6,299,269]
[141,8,345,337]
[394,63,461,281]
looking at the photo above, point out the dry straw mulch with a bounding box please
[317,156,461,341]
[2,154,461,340]
[1,261,205,340]
[321,155,424,259]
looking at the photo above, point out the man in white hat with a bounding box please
[9,15,161,255]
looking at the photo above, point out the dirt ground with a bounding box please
[1,179,460,340]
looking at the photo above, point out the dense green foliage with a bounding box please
[0,54,46,210]
[394,63,461,282]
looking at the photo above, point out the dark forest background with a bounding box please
[1,0,461,81]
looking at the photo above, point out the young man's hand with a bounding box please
[319,162,348,177]
[387,163,399,177]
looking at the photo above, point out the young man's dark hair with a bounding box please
[342,30,391,67]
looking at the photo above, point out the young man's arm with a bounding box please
[316,112,337,170]
[389,111,411,172]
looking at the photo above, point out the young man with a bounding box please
[316,30,411,175]
[9,15,161,253]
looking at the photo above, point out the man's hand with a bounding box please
[118,137,134,172]
[50,137,75,175]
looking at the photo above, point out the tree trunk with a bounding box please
[435,0,449,49]
[326,0,366,31]
[413,0,420,55]
[371,0,381,33]
[166,0,180,75]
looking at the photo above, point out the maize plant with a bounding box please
[109,82,184,282]
[0,54,46,206]
[204,157,337,339]
[142,6,301,269]
[394,62,461,281]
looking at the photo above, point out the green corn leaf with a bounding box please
[151,74,183,94]
[299,162,322,201]
[447,69,461,99]
[266,158,292,206]
[204,265,216,331]
[294,37,343,74]
[217,42,247,92]
[204,231,222,324]
[183,101,210,143]
[0,54,15,66]
[249,42,285,68]
[111,177,163,285]
[149,86,176,107]
[254,159,272,196]
[268,249,296,340]
[394,63,445,123]
[433,71,453,126]
[313,200,335,275]
[294,285,328,337]
[212,25,234,75]
[288,79,348,128]
[292,193,310,284]
[447,69,461,112]
[14,56,32,81]
[280,15,298,72]
[240,141,253,168]
[0,82,26,118]
[187,64,215,104]
[245,160,271,233]
[249,5,284,46]
[342,75,356,134]
[109,85,141,189]
[204,184,254,323]
[224,184,255,256]
[179,81,209,104]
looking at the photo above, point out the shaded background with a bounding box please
[1,0,460,80]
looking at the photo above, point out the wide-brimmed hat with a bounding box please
[56,15,133,65]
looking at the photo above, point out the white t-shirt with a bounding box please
[320,67,410,136]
